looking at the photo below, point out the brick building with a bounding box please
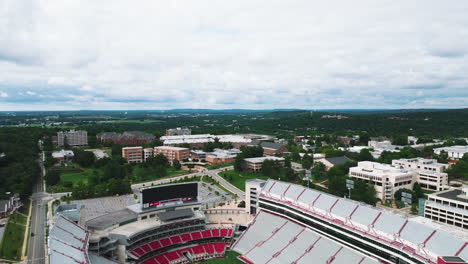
[97,131,155,146]
[154,146,190,162]
[122,147,144,163]
[58,130,88,146]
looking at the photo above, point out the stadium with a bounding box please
[48,180,468,264]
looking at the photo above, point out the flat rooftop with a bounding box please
[435,189,468,204]
[86,208,137,230]
[244,156,285,163]
[154,146,189,150]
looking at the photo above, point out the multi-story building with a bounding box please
[57,130,88,146]
[424,187,468,229]
[165,127,191,136]
[392,158,449,191]
[154,146,190,162]
[205,149,240,165]
[122,147,144,163]
[96,131,155,145]
[160,134,251,149]
[349,161,414,200]
[434,145,468,161]
[143,148,153,161]
[241,157,285,173]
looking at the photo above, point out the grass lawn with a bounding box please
[0,205,29,261]
[196,251,243,264]
[220,170,269,191]
[60,170,89,185]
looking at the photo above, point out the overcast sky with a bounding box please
[1,0,467,110]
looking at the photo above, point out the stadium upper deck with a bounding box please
[246,179,467,264]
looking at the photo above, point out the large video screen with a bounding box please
[142,182,198,209]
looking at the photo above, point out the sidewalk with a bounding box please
[20,199,32,261]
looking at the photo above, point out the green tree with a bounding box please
[357,149,373,161]
[302,154,313,169]
[45,170,61,186]
[74,149,95,167]
[173,159,181,170]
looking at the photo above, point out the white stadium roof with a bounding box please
[258,179,468,263]
[233,210,378,264]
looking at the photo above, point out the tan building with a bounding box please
[424,187,468,229]
[143,148,153,161]
[154,146,190,162]
[122,147,143,163]
[242,157,285,173]
[392,158,449,191]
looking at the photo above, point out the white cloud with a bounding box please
[0,91,8,98]
[0,0,467,110]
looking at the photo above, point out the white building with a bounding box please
[349,161,414,200]
[434,145,468,160]
[424,187,468,229]
[143,148,153,161]
[242,156,285,173]
[52,150,74,163]
[392,158,449,191]
[57,130,88,146]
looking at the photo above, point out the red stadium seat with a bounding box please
[192,245,205,254]
[181,233,191,242]
[170,235,182,244]
[220,229,228,237]
[191,231,202,240]
[165,250,180,260]
[201,230,212,238]
[203,244,215,254]
[150,240,162,250]
[212,229,220,237]
[214,243,226,253]
[155,254,168,264]
[142,244,151,253]
[159,238,172,247]
[133,247,145,257]
[227,229,233,236]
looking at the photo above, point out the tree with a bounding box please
[74,149,95,167]
[45,170,61,186]
[413,182,424,200]
[284,156,292,168]
[173,159,181,170]
[187,164,195,172]
[302,154,313,169]
[446,155,468,180]
[392,135,408,146]
[291,151,301,162]
[411,203,418,215]
[111,144,122,157]
[357,149,373,161]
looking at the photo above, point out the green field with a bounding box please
[0,204,29,261]
[197,251,243,264]
[219,170,269,191]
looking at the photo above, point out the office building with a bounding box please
[96,131,155,145]
[122,147,144,163]
[349,161,414,200]
[242,157,285,173]
[154,146,190,162]
[424,187,468,229]
[57,130,88,146]
[392,158,449,191]
[143,148,153,161]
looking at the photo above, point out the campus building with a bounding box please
[349,161,414,200]
[52,149,75,163]
[165,127,191,136]
[143,148,153,161]
[153,146,190,162]
[241,157,285,173]
[96,131,155,145]
[434,145,468,161]
[205,149,240,166]
[392,158,449,191]
[160,134,251,149]
[122,147,144,163]
[58,130,88,146]
[424,187,468,229]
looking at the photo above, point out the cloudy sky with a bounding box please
[1,0,467,110]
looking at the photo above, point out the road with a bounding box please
[26,154,48,264]
[131,166,245,199]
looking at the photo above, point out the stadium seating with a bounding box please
[141,243,230,264]
[233,211,378,264]
[129,228,234,260]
